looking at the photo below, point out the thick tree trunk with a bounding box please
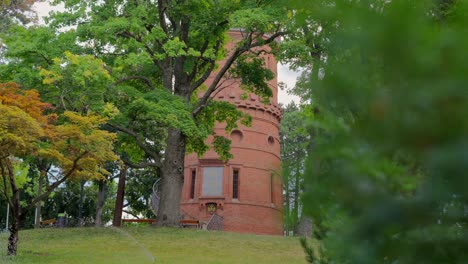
[34,171,45,229]
[112,166,127,227]
[95,180,108,227]
[156,128,186,227]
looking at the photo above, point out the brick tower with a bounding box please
[181,30,283,235]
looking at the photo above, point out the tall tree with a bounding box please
[39,0,288,226]
[280,102,310,235]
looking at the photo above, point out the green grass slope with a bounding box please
[0,227,307,263]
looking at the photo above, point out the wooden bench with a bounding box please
[121,219,156,225]
[179,219,200,228]
[40,218,57,227]
[121,219,199,228]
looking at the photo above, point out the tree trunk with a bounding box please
[5,159,21,256]
[112,166,127,227]
[7,216,19,256]
[95,180,108,227]
[34,171,45,229]
[284,171,291,236]
[293,168,300,232]
[156,128,186,227]
[77,179,85,227]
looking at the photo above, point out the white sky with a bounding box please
[277,64,301,105]
[33,2,301,105]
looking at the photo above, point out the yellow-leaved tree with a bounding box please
[0,82,119,256]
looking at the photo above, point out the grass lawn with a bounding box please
[0,227,308,263]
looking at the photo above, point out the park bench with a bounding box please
[40,218,57,227]
[121,218,200,228]
[121,219,156,225]
[179,219,200,228]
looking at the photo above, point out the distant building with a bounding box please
[180,30,283,235]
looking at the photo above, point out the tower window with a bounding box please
[202,167,224,196]
[268,136,275,146]
[270,174,274,203]
[190,169,196,199]
[233,169,239,199]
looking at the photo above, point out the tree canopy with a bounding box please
[283,0,468,263]
[27,0,287,226]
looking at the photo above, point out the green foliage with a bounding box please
[124,168,160,219]
[212,136,233,161]
[230,0,287,34]
[39,51,112,113]
[0,26,82,89]
[230,55,274,102]
[42,181,99,226]
[41,0,286,167]
[192,100,251,160]
[12,161,30,191]
[300,238,325,264]
[287,0,468,263]
[280,103,310,234]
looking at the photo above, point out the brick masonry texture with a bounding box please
[181,30,283,235]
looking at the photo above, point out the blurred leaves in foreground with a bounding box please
[286,0,468,263]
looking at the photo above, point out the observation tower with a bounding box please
[180,30,283,235]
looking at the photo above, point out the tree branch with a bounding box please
[250,31,286,49]
[25,150,89,214]
[115,76,156,90]
[108,123,163,168]
[158,0,169,34]
[122,158,160,169]
[188,19,228,82]
[122,210,141,219]
[116,30,163,68]
[192,30,286,116]
[249,48,269,56]
[189,40,222,93]
[192,47,247,116]
[24,50,53,65]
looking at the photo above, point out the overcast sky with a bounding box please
[33,2,301,105]
[277,64,301,105]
